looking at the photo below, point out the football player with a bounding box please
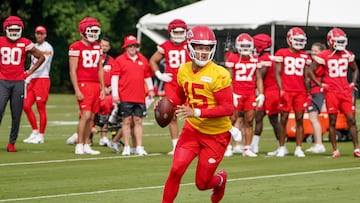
[0,16,45,152]
[225,33,264,157]
[250,33,281,155]
[68,17,105,155]
[161,25,234,203]
[274,27,311,157]
[309,28,360,158]
[23,25,54,144]
[149,19,191,155]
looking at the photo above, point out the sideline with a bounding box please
[0,166,359,202]
[0,153,161,167]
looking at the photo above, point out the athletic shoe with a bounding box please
[294,149,306,157]
[211,170,227,203]
[353,149,360,157]
[66,133,78,145]
[332,149,340,158]
[23,132,38,143]
[122,146,131,156]
[243,149,258,157]
[268,147,289,156]
[276,147,288,157]
[130,147,136,154]
[27,134,44,144]
[7,143,17,152]
[250,145,259,154]
[224,145,233,157]
[306,144,326,153]
[75,144,84,155]
[108,141,120,153]
[83,144,100,155]
[99,137,110,146]
[232,145,243,154]
[135,146,148,156]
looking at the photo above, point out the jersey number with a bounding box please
[328,58,348,77]
[1,47,22,65]
[284,57,305,76]
[82,50,100,68]
[168,50,186,68]
[234,63,257,81]
[184,82,208,108]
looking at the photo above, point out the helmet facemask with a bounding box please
[332,36,347,51]
[6,25,22,41]
[84,26,101,43]
[236,41,253,56]
[188,43,216,67]
[170,28,186,43]
[290,35,307,50]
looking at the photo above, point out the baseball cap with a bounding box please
[35,26,46,34]
[122,35,139,48]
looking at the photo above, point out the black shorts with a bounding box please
[119,102,146,118]
[308,93,324,113]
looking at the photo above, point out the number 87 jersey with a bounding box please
[273,48,311,92]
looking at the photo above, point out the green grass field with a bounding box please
[0,94,360,203]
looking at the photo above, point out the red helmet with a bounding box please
[287,27,307,50]
[253,33,272,54]
[78,17,101,43]
[187,25,217,67]
[167,19,187,43]
[327,28,347,51]
[235,33,254,56]
[3,16,24,41]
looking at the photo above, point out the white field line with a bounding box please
[0,153,161,167]
[0,166,359,202]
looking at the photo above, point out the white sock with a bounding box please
[32,130,39,134]
[295,146,302,151]
[38,133,43,137]
[251,135,260,146]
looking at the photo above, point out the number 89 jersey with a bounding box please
[313,49,355,92]
[274,48,311,92]
[68,41,102,82]
[0,36,34,80]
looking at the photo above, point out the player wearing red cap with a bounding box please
[0,16,45,152]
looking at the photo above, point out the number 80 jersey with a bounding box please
[274,48,311,92]
[68,41,102,82]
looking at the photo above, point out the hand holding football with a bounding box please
[154,97,175,128]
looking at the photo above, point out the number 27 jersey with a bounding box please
[274,48,311,92]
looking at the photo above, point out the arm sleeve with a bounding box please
[199,86,234,118]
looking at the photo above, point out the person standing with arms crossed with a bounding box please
[149,19,191,155]
[23,26,54,144]
[69,17,105,155]
[274,27,311,157]
[162,25,234,203]
[0,16,45,152]
[309,28,360,158]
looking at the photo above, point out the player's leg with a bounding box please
[252,109,265,153]
[132,103,147,155]
[328,114,339,157]
[23,85,38,143]
[306,93,325,153]
[294,110,305,157]
[165,83,179,155]
[243,109,257,157]
[276,110,289,157]
[8,81,25,151]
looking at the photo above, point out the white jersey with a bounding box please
[29,41,54,78]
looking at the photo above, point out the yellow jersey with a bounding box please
[177,61,232,135]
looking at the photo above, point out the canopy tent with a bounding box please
[137,0,360,60]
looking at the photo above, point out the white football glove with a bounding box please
[256,94,265,107]
[229,126,242,142]
[233,93,240,107]
[155,70,173,82]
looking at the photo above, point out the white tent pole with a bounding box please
[271,23,275,55]
[137,28,142,51]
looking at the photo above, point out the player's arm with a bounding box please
[304,65,311,94]
[69,56,81,98]
[308,61,321,86]
[256,69,264,94]
[149,50,163,73]
[349,61,359,86]
[98,58,105,100]
[274,62,283,91]
[28,47,45,75]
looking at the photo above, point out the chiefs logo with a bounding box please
[187,30,194,38]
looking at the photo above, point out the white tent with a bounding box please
[137,0,360,57]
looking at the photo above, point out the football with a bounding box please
[154,97,175,128]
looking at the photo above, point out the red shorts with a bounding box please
[99,94,113,115]
[279,91,307,112]
[26,78,50,102]
[257,89,279,115]
[235,94,256,112]
[325,91,354,114]
[77,82,101,113]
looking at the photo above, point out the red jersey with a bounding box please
[274,48,311,92]
[259,52,278,91]
[0,36,34,80]
[68,41,102,82]
[225,54,259,95]
[102,54,115,87]
[158,40,191,85]
[310,65,325,94]
[113,52,153,103]
[314,49,355,92]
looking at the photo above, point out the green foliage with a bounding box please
[0,0,200,92]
